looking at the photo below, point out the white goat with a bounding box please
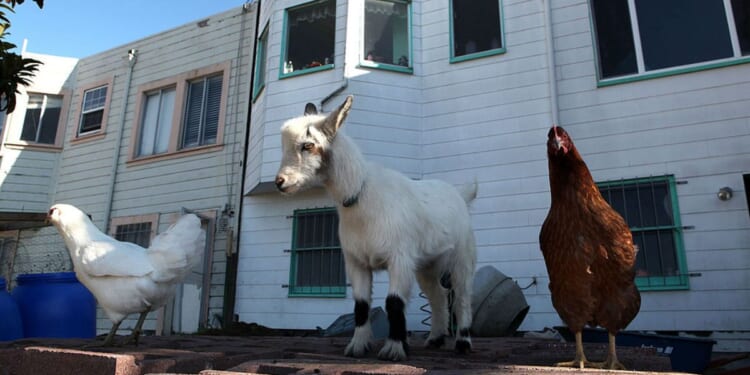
[275,96,478,361]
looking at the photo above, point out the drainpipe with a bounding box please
[227,0,261,327]
[543,0,559,125]
[102,49,137,232]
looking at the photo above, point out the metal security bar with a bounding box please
[287,208,346,297]
[114,222,153,248]
[598,175,690,290]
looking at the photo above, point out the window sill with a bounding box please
[3,142,63,152]
[279,64,334,80]
[636,275,690,291]
[127,143,224,166]
[70,132,106,145]
[597,56,750,87]
[450,47,507,64]
[359,61,413,74]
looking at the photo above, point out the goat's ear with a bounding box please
[316,95,353,139]
[304,103,318,116]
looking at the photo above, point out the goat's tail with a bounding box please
[457,179,478,204]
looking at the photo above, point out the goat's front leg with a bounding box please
[379,259,414,361]
[344,261,373,358]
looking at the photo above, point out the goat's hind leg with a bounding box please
[344,261,373,358]
[450,249,475,354]
[416,268,449,349]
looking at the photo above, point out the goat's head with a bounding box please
[275,95,353,194]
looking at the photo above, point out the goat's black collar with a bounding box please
[342,181,365,208]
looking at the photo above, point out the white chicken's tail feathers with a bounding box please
[457,179,478,205]
[147,214,206,283]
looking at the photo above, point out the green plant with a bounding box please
[0,0,44,113]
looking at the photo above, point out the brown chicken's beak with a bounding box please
[551,125,568,154]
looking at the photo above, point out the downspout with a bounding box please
[226,0,261,327]
[543,0,559,125]
[103,49,137,232]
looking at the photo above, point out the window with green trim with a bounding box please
[252,24,269,101]
[591,0,750,81]
[597,175,689,291]
[449,0,505,62]
[280,0,336,78]
[361,0,412,73]
[289,208,346,297]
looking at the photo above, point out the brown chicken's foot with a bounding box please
[601,332,627,370]
[556,330,604,369]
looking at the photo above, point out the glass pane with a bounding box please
[155,88,175,153]
[255,28,268,94]
[452,0,503,57]
[285,0,336,73]
[592,0,638,78]
[82,86,107,111]
[182,80,205,147]
[139,94,160,155]
[364,0,410,67]
[292,209,345,292]
[203,75,222,145]
[636,0,733,71]
[21,108,41,142]
[114,222,152,248]
[733,0,750,55]
[37,107,60,144]
[80,110,103,133]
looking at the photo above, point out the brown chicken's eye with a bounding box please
[301,142,315,151]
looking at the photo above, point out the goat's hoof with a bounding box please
[378,339,408,361]
[424,334,446,349]
[455,339,472,354]
[344,340,371,357]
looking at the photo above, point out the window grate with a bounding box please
[114,222,153,248]
[288,208,346,297]
[598,175,689,290]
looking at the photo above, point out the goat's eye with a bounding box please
[301,142,315,151]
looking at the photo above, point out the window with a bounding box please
[450,0,505,62]
[129,62,229,163]
[281,0,336,78]
[289,208,346,297]
[597,175,688,290]
[591,0,750,83]
[138,88,175,156]
[21,94,62,145]
[182,74,222,149]
[110,214,159,248]
[79,85,108,135]
[361,0,412,73]
[253,24,269,101]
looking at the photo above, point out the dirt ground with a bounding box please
[0,331,694,375]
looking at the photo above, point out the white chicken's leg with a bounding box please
[122,309,149,346]
[96,321,122,347]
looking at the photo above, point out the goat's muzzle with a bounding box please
[275,175,286,192]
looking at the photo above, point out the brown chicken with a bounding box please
[539,125,641,370]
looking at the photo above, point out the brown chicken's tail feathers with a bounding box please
[147,214,206,283]
[457,179,479,204]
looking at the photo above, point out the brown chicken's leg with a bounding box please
[601,332,627,370]
[121,310,149,346]
[556,331,603,369]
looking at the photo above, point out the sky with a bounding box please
[6,0,246,58]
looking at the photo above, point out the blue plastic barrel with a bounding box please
[0,278,24,341]
[12,272,96,338]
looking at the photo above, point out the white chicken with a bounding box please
[48,203,206,346]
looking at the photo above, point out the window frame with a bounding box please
[359,0,414,74]
[252,23,269,102]
[448,0,507,63]
[109,213,160,246]
[72,77,114,143]
[288,207,346,298]
[279,0,337,80]
[597,175,689,291]
[127,61,230,165]
[4,90,71,151]
[590,0,750,87]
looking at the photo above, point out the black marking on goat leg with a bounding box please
[385,295,408,343]
[354,300,369,327]
[455,328,472,354]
